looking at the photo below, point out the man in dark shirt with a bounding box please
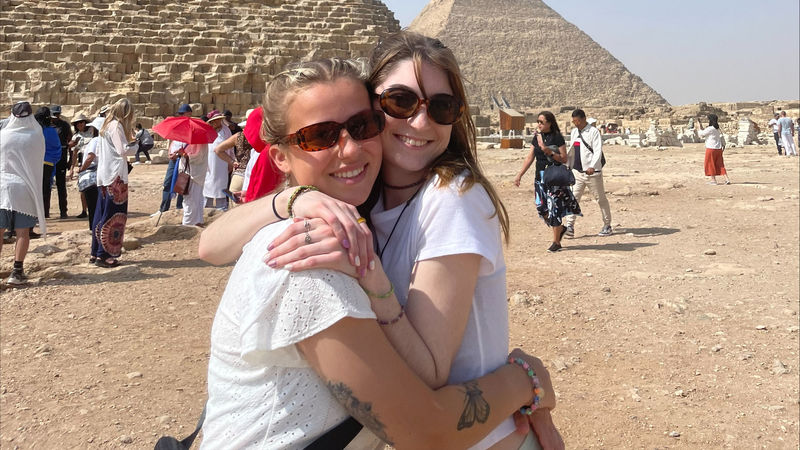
[50,105,73,219]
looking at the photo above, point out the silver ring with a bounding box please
[304,219,311,232]
[305,231,312,245]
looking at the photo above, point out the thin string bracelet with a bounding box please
[272,193,287,220]
[507,356,543,415]
[362,282,394,299]
[377,305,404,326]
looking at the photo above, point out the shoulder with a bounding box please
[420,172,494,218]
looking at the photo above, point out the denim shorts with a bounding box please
[0,209,37,229]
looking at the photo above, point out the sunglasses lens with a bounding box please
[345,111,385,140]
[297,122,342,151]
[428,94,463,125]
[380,88,420,119]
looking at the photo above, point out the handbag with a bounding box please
[542,163,575,187]
[77,166,97,192]
[172,155,191,195]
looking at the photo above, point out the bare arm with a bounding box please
[297,318,552,449]
[198,189,373,269]
[77,153,95,172]
[357,255,480,387]
[514,145,537,186]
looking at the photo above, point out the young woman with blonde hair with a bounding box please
[91,98,138,267]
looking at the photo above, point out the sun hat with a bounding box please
[71,113,89,124]
[587,117,598,125]
[238,108,255,127]
[88,116,105,130]
[50,105,62,115]
[207,112,225,122]
[12,102,32,118]
[99,105,110,115]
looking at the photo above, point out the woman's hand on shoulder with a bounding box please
[265,217,360,278]
[275,190,374,273]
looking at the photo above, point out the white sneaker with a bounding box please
[144,161,152,165]
[132,161,141,165]
[6,271,27,286]
[150,211,163,217]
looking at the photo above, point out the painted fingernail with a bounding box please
[267,242,275,251]
[341,239,350,249]
[369,260,375,271]
[360,267,366,278]
[354,255,361,267]
[267,260,277,268]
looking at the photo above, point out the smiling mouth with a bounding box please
[397,135,428,147]
[332,164,366,179]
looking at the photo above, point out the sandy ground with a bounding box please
[1,143,798,449]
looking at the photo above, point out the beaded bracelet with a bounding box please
[377,305,404,326]
[507,357,543,415]
[362,282,394,299]
[272,193,287,220]
[287,185,319,218]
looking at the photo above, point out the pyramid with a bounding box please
[409,0,668,111]
[0,0,400,125]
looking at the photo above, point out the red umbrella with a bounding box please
[152,116,218,144]
[243,107,267,152]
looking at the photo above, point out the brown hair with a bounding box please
[368,31,509,241]
[101,98,135,141]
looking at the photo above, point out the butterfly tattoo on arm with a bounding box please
[457,381,491,430]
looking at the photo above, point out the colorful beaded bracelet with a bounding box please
[377,305,404,326]
[287,185,319,218]
[508,356,543,415]
[362,282,394,299]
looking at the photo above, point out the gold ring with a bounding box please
[357,217,367,224]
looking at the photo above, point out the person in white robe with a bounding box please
[203,113,232,210]
[0,102,47,286]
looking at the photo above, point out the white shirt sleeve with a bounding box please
[415,178,503,276]
[238,267,376,364]
[588,127,603,169]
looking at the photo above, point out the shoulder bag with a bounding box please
[172,155,191,195]
[577,128,606,169]
[538,133,574,187]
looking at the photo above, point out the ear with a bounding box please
[269,144,292,176]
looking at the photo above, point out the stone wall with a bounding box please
[0,0,399,126]
[409,0,669,112]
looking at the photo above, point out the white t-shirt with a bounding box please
[370,172,514,450]
[698,126,723,149]
[768,118,780,133]
[203,221,379,450]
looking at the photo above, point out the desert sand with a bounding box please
[1,143,798,448]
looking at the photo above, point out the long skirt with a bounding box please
[91,177,128,259]
[704,148,727,176]
[535,179,582,227]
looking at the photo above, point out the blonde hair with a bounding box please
[261,58,369,146]
[100,98,135,141]
[368,31,510,241]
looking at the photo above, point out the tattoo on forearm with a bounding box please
[457,381,491,430]
[326,381,394,445]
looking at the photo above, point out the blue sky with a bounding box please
[382,0,800,105]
